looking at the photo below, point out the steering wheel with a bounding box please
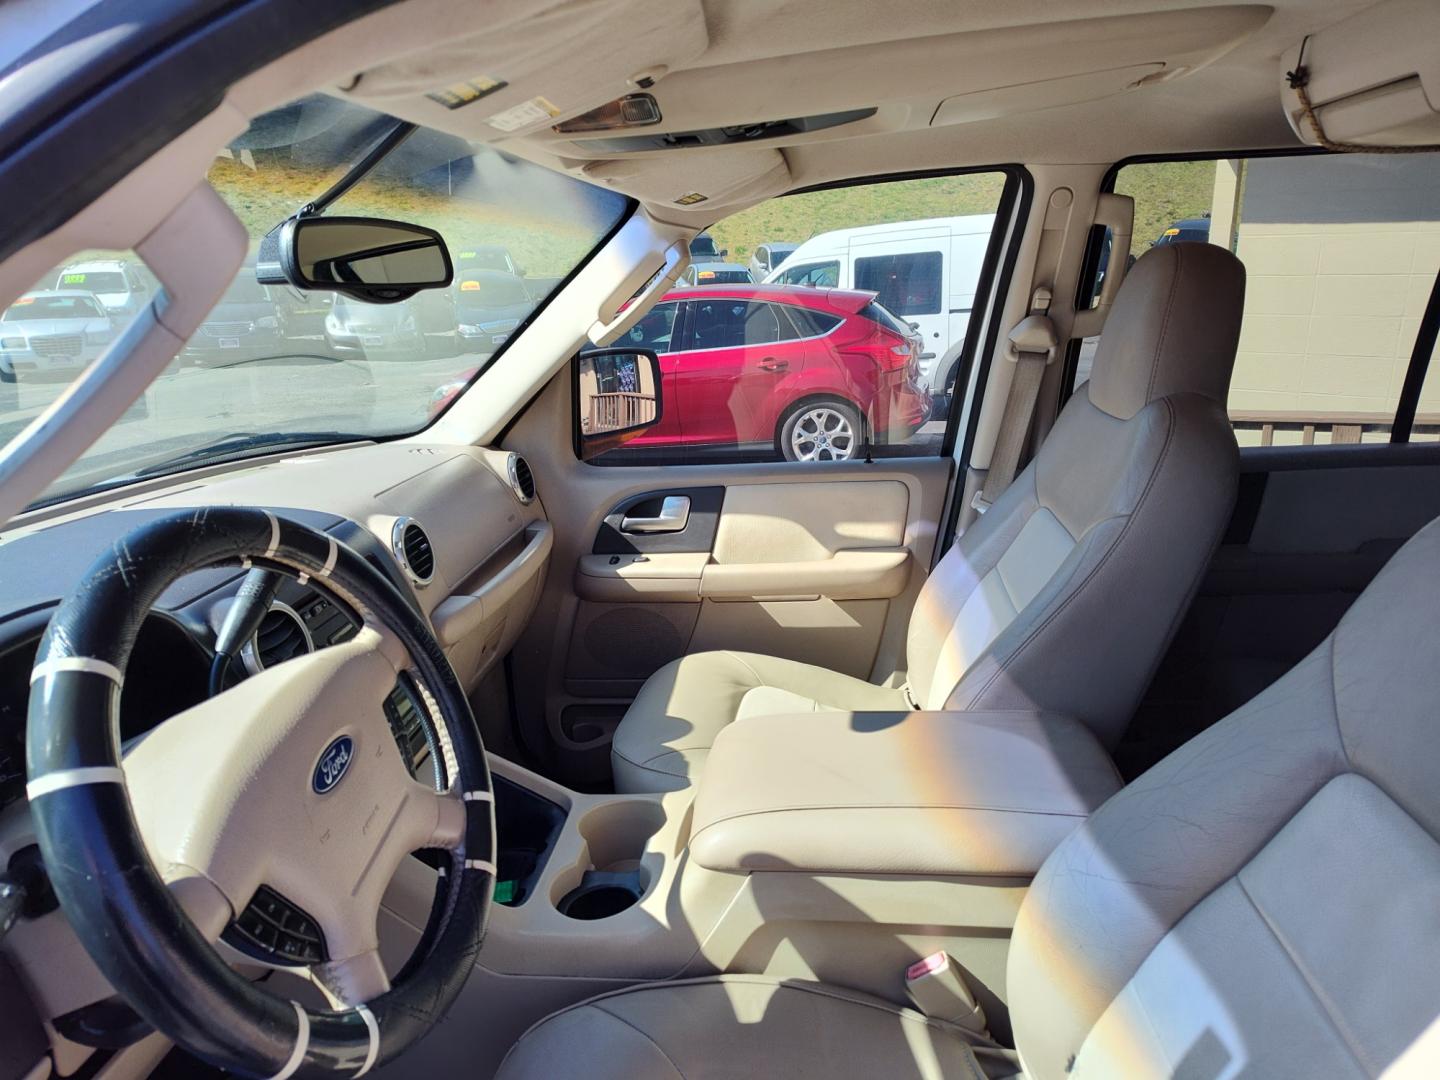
[25,507,494,1078]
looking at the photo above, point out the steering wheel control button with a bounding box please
[223,886,328,966]
[385,677,434,780]
[312,734,355,794]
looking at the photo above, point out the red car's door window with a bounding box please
[622,301,685,444]
[674,300,798,448]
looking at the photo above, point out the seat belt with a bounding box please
[972,287,1059,514]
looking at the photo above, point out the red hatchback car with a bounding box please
[619,283,930,461]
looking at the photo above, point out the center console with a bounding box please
[376,708,1119,1074]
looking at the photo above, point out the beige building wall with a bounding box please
[1228,220,1440,417]
[1211,157,1440,444]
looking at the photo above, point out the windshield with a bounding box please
[457,274,530,308]
[6,94,629,507]
[220,277,269,305]
[57,270,126,294]
[4,295,105,320]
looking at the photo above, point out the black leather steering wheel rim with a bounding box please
[25,506,494,1078]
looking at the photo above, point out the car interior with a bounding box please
[0,1,1438,1078]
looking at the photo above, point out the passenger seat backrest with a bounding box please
[1008,514,1440,1079]
[905,243,1245,746]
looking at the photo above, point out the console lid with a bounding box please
[690,710,1121,877]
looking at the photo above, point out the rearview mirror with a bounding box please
[256,216,453,304]
[575,348,663,460]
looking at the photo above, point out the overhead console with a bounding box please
[1280,0,1440,149]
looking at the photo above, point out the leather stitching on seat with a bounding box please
[612,745,696,777]
[588,1003,689,1079]
[1233,862,1373,1074]
[1144,245,1186,407]
[964,397,1178,710]
[723,650,766,685]
[693,802,1096,829]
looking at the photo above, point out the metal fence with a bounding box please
[588,391,656,432]
[1229,411,1440,446]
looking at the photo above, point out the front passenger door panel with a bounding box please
[565,479,914,702]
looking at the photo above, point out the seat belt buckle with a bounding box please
[905,951,988,1033]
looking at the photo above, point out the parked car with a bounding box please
[748,241,798,281]
[52,258,154,320]
[617,283,929,461]
[764,214,995,395]
[455,244,523,276]
[180,274,283,366]
[454,268,533,354]
[0,290,113,382]
[324,295,427,358]
[323,288,460,360]
[679,261,753,285]
[687,232,723,259]
[1154,215,1212,245]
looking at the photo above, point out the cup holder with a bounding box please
[550,799,666,920]
[556,869,647,920]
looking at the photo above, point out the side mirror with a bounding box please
[256,216,452,304]
[575,348,663,460]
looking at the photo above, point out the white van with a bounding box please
[764,214,995,393]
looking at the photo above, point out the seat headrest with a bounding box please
[1088,242,1246,420]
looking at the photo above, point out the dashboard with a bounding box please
[0,440,551,1047]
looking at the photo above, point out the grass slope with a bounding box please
[705,160,1220,265]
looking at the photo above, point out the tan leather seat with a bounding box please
[612,243,1246,792]
[500,514,1440,1078]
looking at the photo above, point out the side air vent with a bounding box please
[243,603,314,674]
[507,454,536,504]
[392,517,435,586]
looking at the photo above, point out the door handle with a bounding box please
[621,495,691,534]
[759,358,789,373]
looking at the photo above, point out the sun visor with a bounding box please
[1280,0,1440,149]
[580,148,792,215]
[932,64,1167,127]
[342,0,708,140]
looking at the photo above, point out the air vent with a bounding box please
[507,454,536,504]
[392,517,435,585]
[243,603,314,674]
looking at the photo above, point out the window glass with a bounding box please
[57,269,127,294]
[4,294,106,320]
[623,303,679,351]
[688,300,785,350]
[2,93,630,508]
[854,251,942,316]
[585,171,1009,465]
[1094,153,1440,447]
[860,300,913,337]
[784,307,843,338]
[775,260,839,287]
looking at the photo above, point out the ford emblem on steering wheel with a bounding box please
[313,735,355,794]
